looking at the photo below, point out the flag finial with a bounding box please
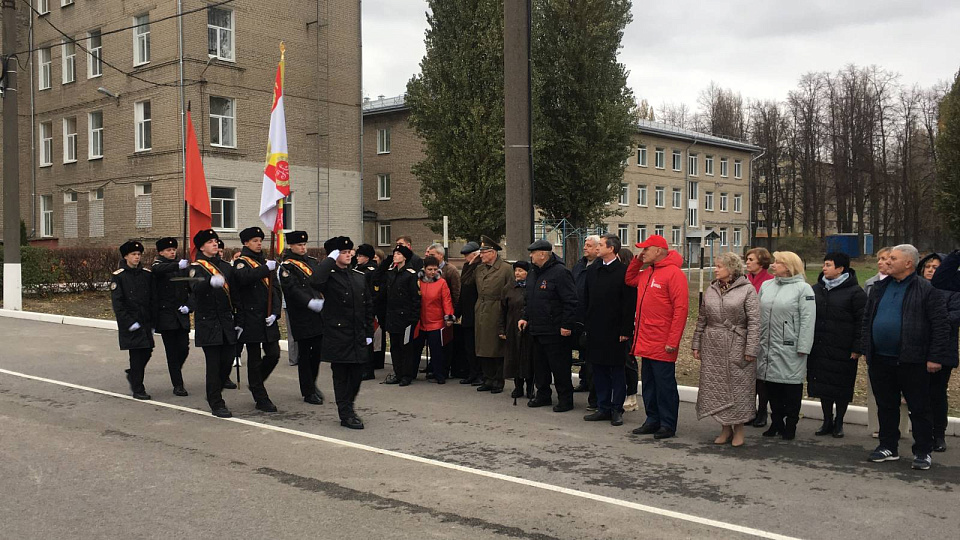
[279,41,285,60]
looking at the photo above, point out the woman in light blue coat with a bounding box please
[756,251,816,440]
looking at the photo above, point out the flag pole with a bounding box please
[265,42,286,317]
[183,102,191,260]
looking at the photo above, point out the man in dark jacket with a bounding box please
[520,239,579,412]
[378,244,422,386]
[919,252,960,452]
[314,237,375,429]
[457,242,482,384]
[189,229,239,418]
[582,234,636,426]
[279,231,325,405]
[151,237,191,396]
[232,226,282,412]
[862,244,950,470]
[355,243,380,380]
[111,240,156,400]
[571,235,600,403]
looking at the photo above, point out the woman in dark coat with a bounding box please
[807,252,867,438]
[920,252,960,452]
[500,261,534,399]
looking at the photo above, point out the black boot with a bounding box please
[832,418,844,438]
[762,415,782,437]
[815,416,834,436]
[782,418,797,440]
[751,409,768,428]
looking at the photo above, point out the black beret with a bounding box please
[393,244,414,262]
[527,239,553,252]
[156,237,178,251]
[460,241,480,255]
[239,226,265,243]
[356,243,376,259]
[512,260,531,271]
[193,228,219,250]
[479,235,502,251]
[324,236,354,253]
[119,240,144,256]
[285,230,308,245]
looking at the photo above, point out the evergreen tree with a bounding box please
[936,70,960,242]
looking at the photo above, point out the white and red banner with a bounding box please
[259,46,291,253]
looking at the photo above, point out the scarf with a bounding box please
[516,280,526,288]
[822,272,850,290]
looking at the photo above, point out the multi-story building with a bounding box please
[1,0,362,249]
[362,96,760,263]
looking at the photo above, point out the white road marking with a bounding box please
[0,367,800,540]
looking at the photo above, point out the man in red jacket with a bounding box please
[624,235,689,439]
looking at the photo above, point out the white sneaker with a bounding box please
[623,394,639,412]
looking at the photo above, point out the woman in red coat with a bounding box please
[416,256,455,383]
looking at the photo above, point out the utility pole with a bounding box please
[504,0,533,261]
[2,0,22,311]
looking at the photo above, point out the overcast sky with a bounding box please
[361,0,960,111]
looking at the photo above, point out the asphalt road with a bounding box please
[1,317,957,540]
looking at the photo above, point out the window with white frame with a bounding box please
[64,191,77,203]
[637,145,647,167]
[720,192,729,212]
[672,188,682,209]
[619,183,628,205]
[135,100,152,151]
[654,148,664,169]
[209,96,236,148]
[720,157,729,177]
[38,47,52,90]
[39,121,53,166]
[654,225,665,238]
[208,8,235,61]
[377,128,390,154]
[734,159,743,179]
[733,228,742,247]
[91,187,104,201]
[281,193,295,231]
[671,226,681,246]
[705,155,714,175]
[637,185,647,207]
[38,0,50,14]
[720,228,728,247]
[637,225,647,243]
[672,150,682,172]
[734,193,742,213]
[377,222,392,246]
[135,183,152,229]
[61,39,76,83]
[133,15,150,66]
[688,153,698,176]
[688,181,698,199]
[88,111,103,159]
[41,195,53,237]
[61,0,74,6]
[617,224,629,245]
[378,173,391,200]
[654,186,665,208]
[704,191,714,211]
[688,208,698,228]
[135,183,152,196]
[62,117,77,163]
[87,30,102,78]
[210,187,236,230]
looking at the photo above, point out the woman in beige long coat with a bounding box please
[692,252,761,447]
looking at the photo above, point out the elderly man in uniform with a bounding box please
[232,226,282,412]
[457,241,483,385]
[151,237,191,396]
[278,231,326,405]
[474,236,515,394]
[520,239,579,412]
[110,240,157,400]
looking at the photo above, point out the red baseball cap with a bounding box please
[636,234,668,249]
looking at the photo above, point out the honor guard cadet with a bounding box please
[190,229,239,418]
[354,243,379,380]
[278,231,326,405]
[110,240,157,400]
[233,226,282,413]
[151,237,192,396]
[315,236,375,429]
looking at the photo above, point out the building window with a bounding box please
[38,0,50,14]
[705,155,714,176]
[210,187,236,230]
[720,158,729,178]
[135,101,152,152]
[672,150,682,172]
[637,185,647,207]
[688,208,698,228]
[62,117,77,163]
[133,15,150,66]
[688,153,698,176]
[41,195,54,237]
[672,188,682,209]
[377,128,390,154]
[720,228,728,247]
[637,145,647,167]
[377,174,391,200]
[654,225,664,238]
[671,226,681,246]
[88,111,103,159]
[619,183,628,205]
[91,188,104,201]
[733,228,742,247]
[135,184,152,229]
[377,222,392,246]
[208,8,235,61]
[281,193,295,231]
[654,186,665,208]
[38,47,52,90]
[61,0,74,6]
[39,121,53,167]
[734,159,743,179]
[687,181,698,199]
[135,183,152,196]
[704,191,714,211]
[654,147,664,169]
[61,39,76,84]
[720,192,729,212]
[209,96,236,148]
[733,193,742,213]
[617,224,629,245]
[64,191,77,203]
[87,30,102,78]
[637,225,647,243]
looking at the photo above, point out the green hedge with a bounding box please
[0,247,66,294]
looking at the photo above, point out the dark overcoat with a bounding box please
[278,252,323,342]
[110,263,156,350]
[499,281,533,379]
[807,269,867,402]
[312,257,374,364]
[232,247,282,344]
[151,255,190,332]
[583,258,636,366]
[189,254,237,347]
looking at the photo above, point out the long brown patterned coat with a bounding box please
[691,275,761,425]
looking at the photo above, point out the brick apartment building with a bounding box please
[0,0,362,250]
[362,95,760,263]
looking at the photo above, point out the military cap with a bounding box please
[393,244,414,262]
[356,243,376,259]
[324,236,354,253]
[285,230,308,245]
[479,235,501,251]
[193,228,219,250]
[239,226,265,243]
[527,239,553,252]
[155,237,178,251]
[512,260,531,271]
[119,240,145,256]
[460,241,480,255]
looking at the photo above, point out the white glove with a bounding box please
[266,260,277,271]
[365,337,373,346]
[265,314,277,326]
[178,306,190,315]
[235,326,243,338]
[328,249,340,260]
[178,259,189,270]
[307,298,324,312]
[210,275,225,288]
[128,322,141,332]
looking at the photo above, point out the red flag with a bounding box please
[185,111,211,259]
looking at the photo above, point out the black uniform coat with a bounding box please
[312,257,374,364]
[189,253,237,347]
[583,258,637,366]
[807,269,867,402]
[278,251,323,341]
[457,258,480,327]
[110,262,156,350]
[523,254,579,338]
[499,280,533,379]
[232,247,282,344]
[377,259,421,334]
[151,255,190,331]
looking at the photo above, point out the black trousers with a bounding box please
[416,329,447,382]
[532,335,573,406]
[246,341,280,403]
[331,362,364,420]
[390,331,420,382]
[766,381,803,432]
[461,325,481,380]
[202,345,235,410]
[593,363,626,414]
[297,336,323,398]
[372,330,386,370]
[479,356,504,388]
[869,358,935,455]
[447,324,464,378]
[625,355,639,396]
[756,379,770,416]
[930,366,954,439]
[126,348,153,393]
[159,329,189,388]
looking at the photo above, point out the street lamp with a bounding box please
[97,86,120,104]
